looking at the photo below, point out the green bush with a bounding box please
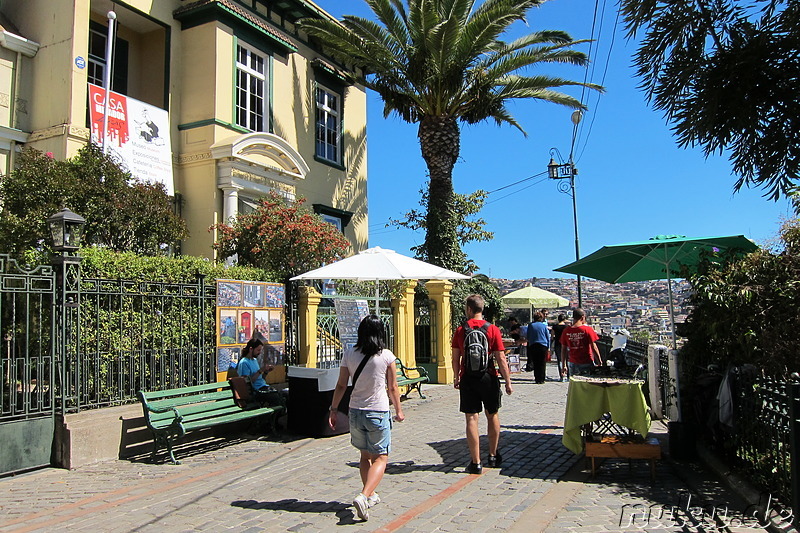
[681,219,800,376]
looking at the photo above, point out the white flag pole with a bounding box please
[101,11,117,154]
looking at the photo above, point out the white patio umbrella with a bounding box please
[290,246,470,314]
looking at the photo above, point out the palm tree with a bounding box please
[301,0,602,271]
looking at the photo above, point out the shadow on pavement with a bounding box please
[231,499,359,525]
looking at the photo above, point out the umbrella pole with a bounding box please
[374,281,380,316]
[666,267,682,422]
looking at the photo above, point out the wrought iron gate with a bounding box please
[0,256,56,474]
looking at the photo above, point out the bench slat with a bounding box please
[140,382,228,401]
[182,407,282,431]
[145,390,232,412]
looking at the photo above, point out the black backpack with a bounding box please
[463,321,491,376]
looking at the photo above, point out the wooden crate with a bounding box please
[584,435,661,480]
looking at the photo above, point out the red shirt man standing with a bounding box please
[560,308,601,376]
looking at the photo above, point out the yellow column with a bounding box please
[391,281,417,369]
[427,280,454,384]
[298,286,322,368]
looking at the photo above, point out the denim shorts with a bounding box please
[349,409,392,455]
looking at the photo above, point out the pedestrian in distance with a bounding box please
[452,294,514,475]
[329,315,405,522]
[526,311,550,383]
[560,308,601,376]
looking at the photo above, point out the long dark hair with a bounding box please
[354,314,385,357]
[242,337,262,358]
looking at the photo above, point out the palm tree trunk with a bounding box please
[418,115,462,270]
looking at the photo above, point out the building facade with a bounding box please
[0,0,368,257]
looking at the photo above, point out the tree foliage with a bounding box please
[449,274,504,327]
[388,186,493,273]
[211,192,351,280]
[681,220,800,376]
[0,145,187,257]
[301,0,600,270]
[620,0,800,199]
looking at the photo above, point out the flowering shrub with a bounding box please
[211,192,351,280]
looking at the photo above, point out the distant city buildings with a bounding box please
[493,276,690,346]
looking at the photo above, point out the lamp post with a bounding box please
[47,208,85,414]
[548,110,583,308]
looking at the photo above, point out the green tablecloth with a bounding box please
[562,377,651,454]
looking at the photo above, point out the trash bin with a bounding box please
[287,366,348,437]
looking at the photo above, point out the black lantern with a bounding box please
[547,158,559,179]
[47,208,86,253]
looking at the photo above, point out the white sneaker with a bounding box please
[368,493,381,507]
[353,493,369,521]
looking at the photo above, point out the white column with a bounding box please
[222,187,239,222]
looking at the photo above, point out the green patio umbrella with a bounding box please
[554,234,759,348]
[501,285,570,321]
[555,234,758,423]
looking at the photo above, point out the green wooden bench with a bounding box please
[395,358,430,400]
[137,381,285,465]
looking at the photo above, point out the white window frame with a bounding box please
[315,83,341,164]
[236,43,268,132]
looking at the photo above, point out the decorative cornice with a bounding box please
[0,30,39,57]
[27,124,67,142]
[176,151,213,164]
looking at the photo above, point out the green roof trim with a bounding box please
[174,0,297,53]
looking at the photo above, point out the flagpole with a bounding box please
[101,10,117,154]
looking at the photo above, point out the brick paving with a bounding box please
[0,365,773,532]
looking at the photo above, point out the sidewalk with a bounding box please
[0,366,772,532]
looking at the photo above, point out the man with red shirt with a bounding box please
[560,308,601,376]
[451,294,513,475]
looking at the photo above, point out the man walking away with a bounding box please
[526,311,550,383]
[452,294,514,474]
[560,308,601,376]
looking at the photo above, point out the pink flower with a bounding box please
[46,152,54,158]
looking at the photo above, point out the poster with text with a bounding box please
[88,83,174,195]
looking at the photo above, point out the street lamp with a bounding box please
[548,116,583,308]
[47,208,86,253]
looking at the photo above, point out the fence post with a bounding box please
[52,253,81,414]
[426,280,453,384]
[297,286,321,368]
[391,281,416,369]
[789,372,800,529]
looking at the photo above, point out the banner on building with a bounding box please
[88,83,174,195]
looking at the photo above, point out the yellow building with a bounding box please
[0,0,368,256]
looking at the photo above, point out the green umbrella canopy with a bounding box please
[501,285,570,309]
[553,234,759,283]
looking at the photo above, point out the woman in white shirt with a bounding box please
[329,315,405,522]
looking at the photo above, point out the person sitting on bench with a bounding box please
[237,336,284,408]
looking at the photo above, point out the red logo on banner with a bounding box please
[88,84,130,147]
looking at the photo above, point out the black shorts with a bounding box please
[459,372,502,414]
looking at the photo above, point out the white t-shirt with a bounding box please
[611,329,630,350]
[341,347,396,412]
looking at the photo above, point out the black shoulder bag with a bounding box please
[336,354,371,415]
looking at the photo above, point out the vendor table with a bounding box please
[562,376,652,455]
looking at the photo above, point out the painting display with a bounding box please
[216,280,285,372]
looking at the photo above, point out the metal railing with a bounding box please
[316,301,395,369]
[62,276,217,411]
[414,298,436,364]
[0,257,56,423]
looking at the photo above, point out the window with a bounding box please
[236,43,267,132]
[87,21,129,93]
[315,84,340,164]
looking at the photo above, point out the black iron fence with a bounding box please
[687,367,796,508]
[0,257,56,424]
[316,300,394,369]
[414,297,436,364]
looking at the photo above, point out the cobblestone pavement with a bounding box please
[0,366,774,532]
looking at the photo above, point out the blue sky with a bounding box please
[315,0,793,280]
